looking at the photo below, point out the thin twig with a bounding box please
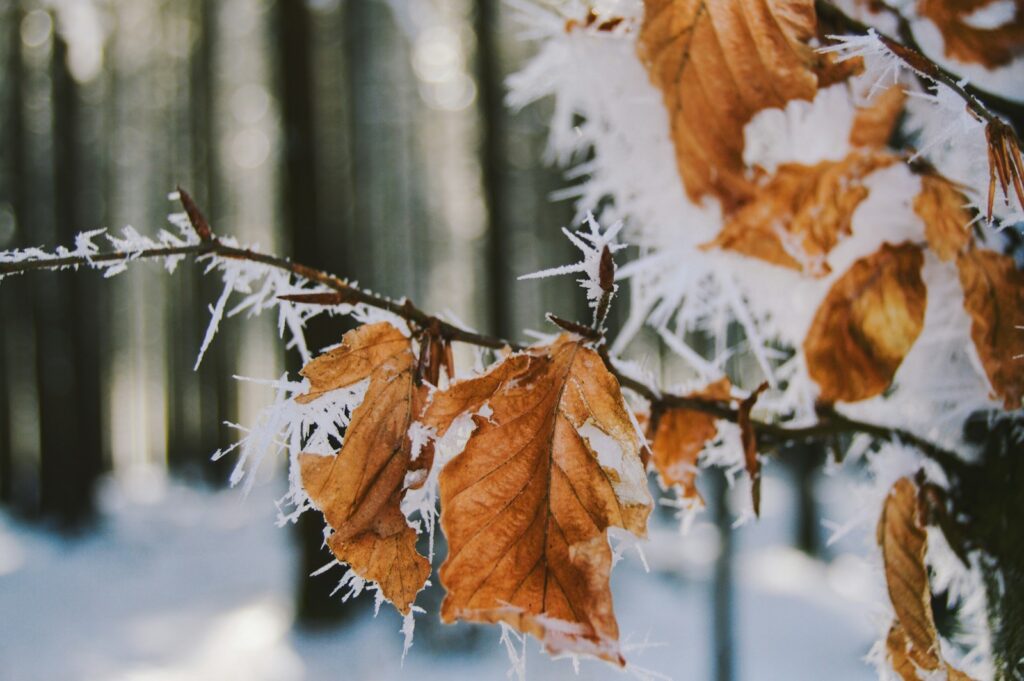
[0,192,970,479]
[816,1,1020,131]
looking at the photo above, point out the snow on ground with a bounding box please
[0,466,878,681]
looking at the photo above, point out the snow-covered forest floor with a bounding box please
[0,466,882,681]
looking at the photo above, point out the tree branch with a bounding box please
[816,0,1022,131]
[0,190,971,479]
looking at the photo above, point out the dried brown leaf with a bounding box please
[649,378,732,504]
[423,335,652,664]
[804,243,927,402]
[878,478,936,663]
[918,0,1024,68]
[915,174,974,261]
[739,382,769,516]
[850,86,907,148]
[957,248,1024,408]
[638,0,847,207]
[297,322,432,614]
[878,479,975,680]
[703,151,897,275]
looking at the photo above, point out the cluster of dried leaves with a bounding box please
[294,318,773,664]
[293,0,1023,671]
[298,325,622,661]
[637,0,1024,409]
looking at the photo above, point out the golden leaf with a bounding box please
[804,243,927,402]
[702,151,897,274]
[850,85,907,148]
[918,0,1024,68]
[423,335,652,664]
[650,378,732,504]
[914,174,973,262]
[297,322,432,615]
[878,478,976,680]
[957,248,1024,408]
[638,0,847,207]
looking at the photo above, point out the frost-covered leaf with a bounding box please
[297,322,432,614]
[422,335,652,665]
[956,247,1024,408]
[649,378,731,505]
[702,151,897,275]
[917,0,1024,68]
[804,243,927,402]
[914,174,974,261]
[637,0,851,207]
[849,85,906,148]
[878,478,975,681]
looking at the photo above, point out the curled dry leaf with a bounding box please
[422,335,652,664]
[703,151,897,275]
[738,382,769,517]
[296,322,432,614]
[878,478,975,680]
[804,243,927,402]
[956,248,1024,408]
[650,377,732,505]
[638,0,851,208]
[914,174,973,261]
[917,0,1024,68]
[849,85,907,148]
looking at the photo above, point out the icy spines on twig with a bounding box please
[0,215,201,281]
[822,30,1024,224]
[220,373,366,518]
[519,213,626,321]
[499,622,528,681]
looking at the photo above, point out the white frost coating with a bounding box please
[508,17,1005,668]
[499,622,528,681]
[217,373,367,521]
[407,421,436,463]
[0,200,388,368]
[577,421,651,507]
[401,409,478,561]
[608,527,650,572]
[743,82,858,171]
[509,3,1011,448]
[925,528,993,679]
[519,213,626,319]
[0,215,199,282]
[401,605,426,664]
[837,254,1000,454]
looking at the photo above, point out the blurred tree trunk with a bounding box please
[165,0,233,484]
[791,442,823,556]
[0,3,21,506]
[472,2,581,342]
[474,0,512,341]
[343,1,423,296]
[710,466,735,681]
[32,19,102,528]
[277,0,356,627]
